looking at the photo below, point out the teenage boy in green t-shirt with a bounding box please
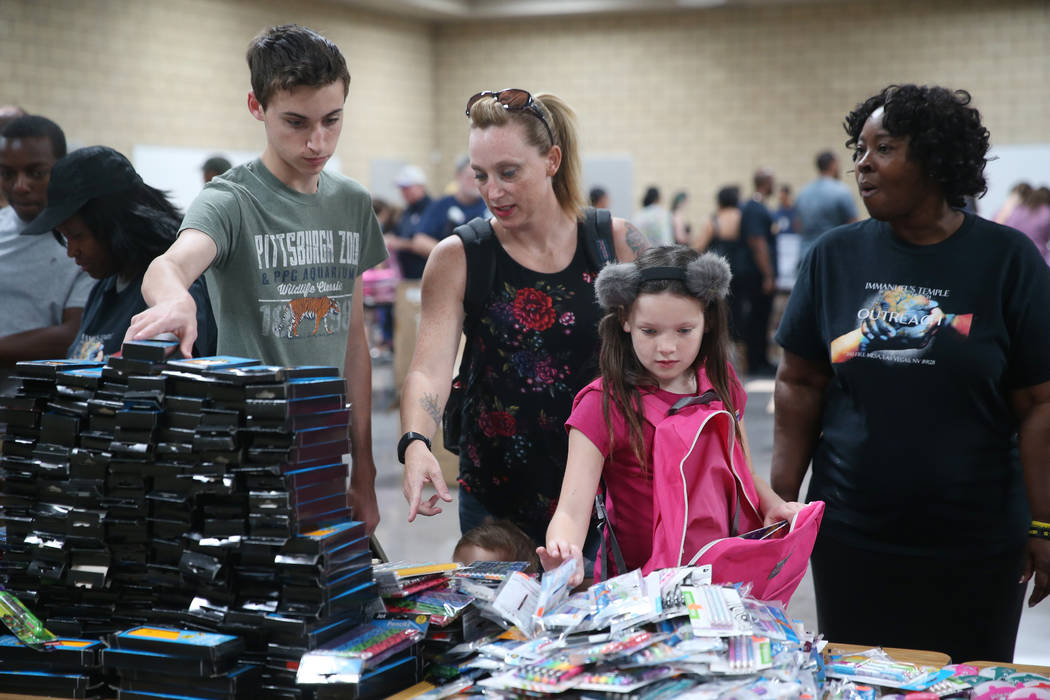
[126,24,387,533]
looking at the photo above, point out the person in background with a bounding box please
[453,518,540,573]
[0,105,28,208]
[0,105,26,127]
[774,184,798,235]
[22,146,216,360]
[385,164,433,397]
[124,24,387,534]
[795,149,857,263]
[589,186,609,210]
[994,181,1032,225]
[693,185,748,350]
[417,156,488,248]
[773,184,802,289]
[740,169,777,376]
[367,197,400,358]
[201,155,232,184]
[773,83,1050,662]
[634,185,672,247]
[1003,185,1050,265]
[0,115,93,394]
[670,190,691,245]
[384,164,432,277]
[400,88,647,553]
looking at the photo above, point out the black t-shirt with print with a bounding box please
[68,273,217,360]
[776,212,1050,557]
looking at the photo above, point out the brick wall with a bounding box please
[433,0,1050,215]
[2,0,1046,207]
[1,0,436,189]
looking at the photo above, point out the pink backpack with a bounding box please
[596,386,823,604]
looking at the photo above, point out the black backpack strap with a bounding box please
[453,217,496,324]
[594,481,626,581]
[580,206,616,271]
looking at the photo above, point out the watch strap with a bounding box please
[398,431,432,464]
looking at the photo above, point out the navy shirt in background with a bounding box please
[68,273,217,360]
[418,195,488,248]
[740,198,776,278]
[392,194,432,280]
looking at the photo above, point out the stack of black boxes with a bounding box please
[0,345,378,699]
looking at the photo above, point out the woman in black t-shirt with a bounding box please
[772,84,1050,662]
[21,146,216,359]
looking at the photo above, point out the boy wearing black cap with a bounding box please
[125,24,387,533]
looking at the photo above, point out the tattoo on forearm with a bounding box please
[421,392,442,426]
[624,222,650,255]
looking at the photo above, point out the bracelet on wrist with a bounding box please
[1029,520,1050,540]
[397,431,431,465]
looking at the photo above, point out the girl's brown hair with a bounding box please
[597,246,737,473]
[467,91,586,220]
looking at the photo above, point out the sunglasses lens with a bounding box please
[497,89,532,109]
[465,91,488,116]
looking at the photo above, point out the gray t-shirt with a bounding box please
[0,206,94,392]
[795,176,858,240]
[180,160,387,371]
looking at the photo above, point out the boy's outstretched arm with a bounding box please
[126,230,217,358]
[345,276,380,534]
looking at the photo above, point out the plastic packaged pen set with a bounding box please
[0,345,379,698]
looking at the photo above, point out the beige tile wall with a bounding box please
[434,0,1049,216]
[1,0,436,188]
[2,0,1047,213]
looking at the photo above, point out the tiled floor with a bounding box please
[368,363,1050,665]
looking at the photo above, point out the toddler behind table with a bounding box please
[453,518,540,574]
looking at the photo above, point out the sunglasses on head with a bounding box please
[465,89,555,145]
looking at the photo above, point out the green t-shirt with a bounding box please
[181,159,387,372]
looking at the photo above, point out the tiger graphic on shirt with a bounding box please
[272,295,340,338]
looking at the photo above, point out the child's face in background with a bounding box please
[623,291,706,394]
[453,544,511,566]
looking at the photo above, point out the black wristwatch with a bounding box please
[398,431,432,464]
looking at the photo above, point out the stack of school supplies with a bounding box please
[449,560,530,602]
[295,618,427,699]
[0,593,106,698]
[0,635,105,698]
[0,346,381,699]
[372,561,460,597]
[102,625,257,699]
[402,563,825,699]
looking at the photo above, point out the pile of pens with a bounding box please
[727,634,767,672]
[406,566,827,698]
[390,561,1003,699]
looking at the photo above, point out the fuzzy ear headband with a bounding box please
[594,252,732,310]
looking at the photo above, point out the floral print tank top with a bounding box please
[457,226,605,539]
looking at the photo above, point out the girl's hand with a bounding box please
[536,541,584,586]
[764,500,805,527]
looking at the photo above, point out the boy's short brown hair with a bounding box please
[246,24,350,109]
[454,519,540,573]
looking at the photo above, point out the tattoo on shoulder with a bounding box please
[421,392,442,426]
[624,222,651,255]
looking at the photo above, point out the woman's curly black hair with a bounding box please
[844,84,990,208]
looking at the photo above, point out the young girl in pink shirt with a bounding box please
[539,245,803,584]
